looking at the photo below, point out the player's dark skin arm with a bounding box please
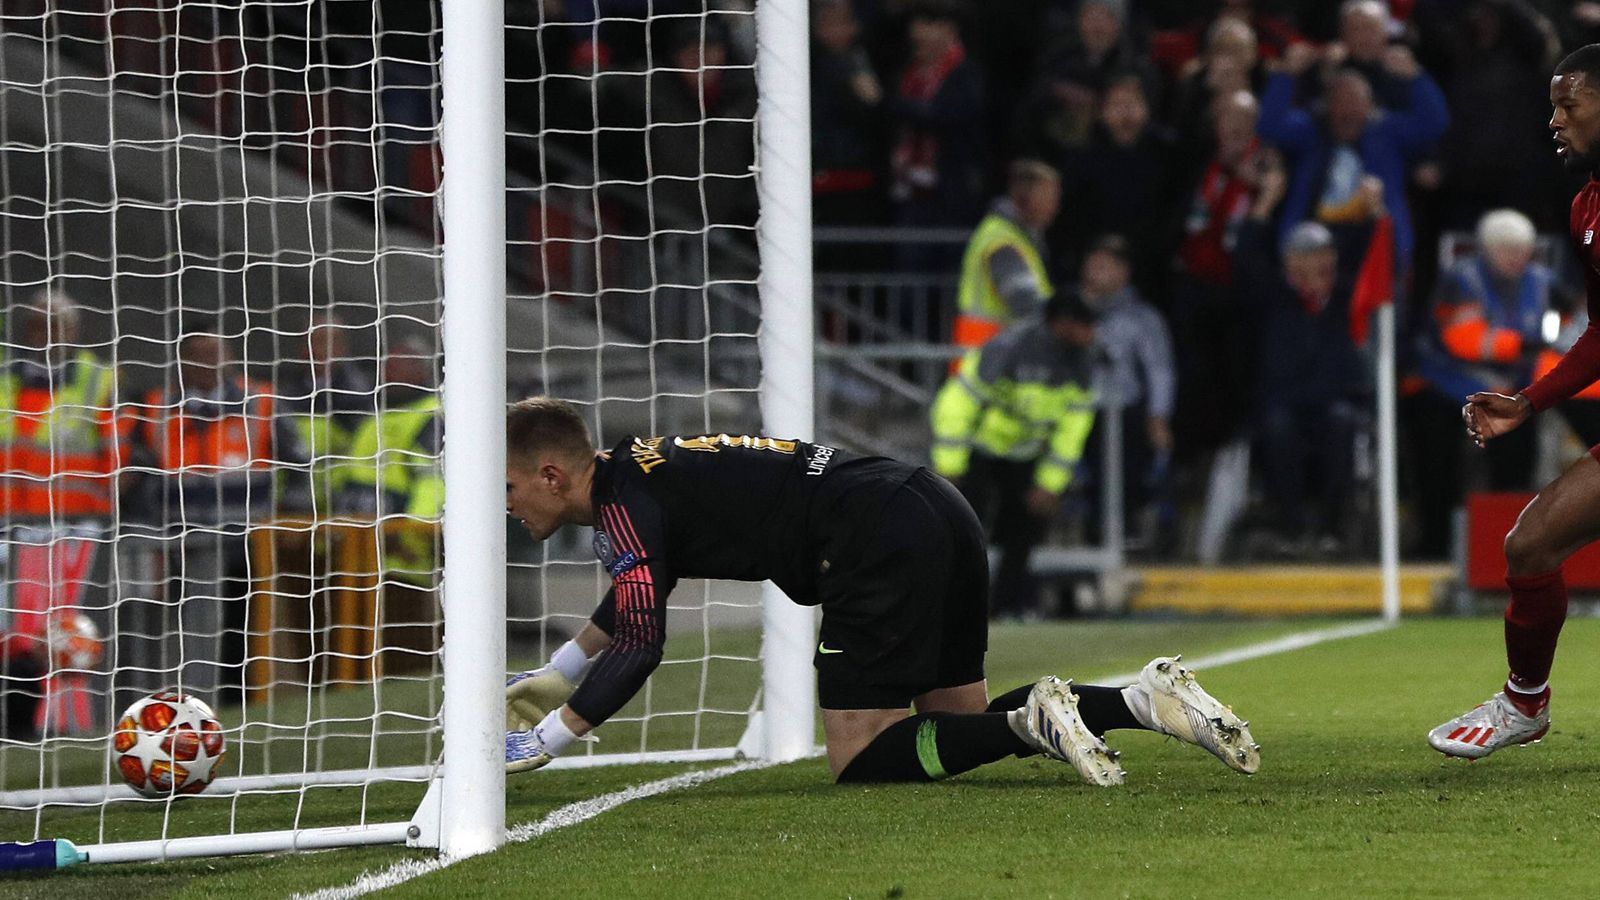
[1464,68,1600,577]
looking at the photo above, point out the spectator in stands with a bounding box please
[1557,2,1600,46]
[0,292,118,734]
[1237,163,1368,551]
[1167,17,1266,156]
[930,292,1099,621]
[1419,0,1562,230]
[1172,91,1266,454]
[276,311,378,517]
[122,332,306,705]
[950,159,1061,361]
[1321,1,1416,111]
[648,17,758,230]
[1409,209,1567,557]
[1057,73,1179,295]
[812,0,886,236]
[1148,0,1302,76]
[339,338,441,585]
[0,290,119,523]
[1257,44,1449,277]
[887,0,986,242]
[1078,235,1177,548]
[1016,0,1153,160]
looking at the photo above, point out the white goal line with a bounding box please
[295,617,1395,898]
[295,759,781,900]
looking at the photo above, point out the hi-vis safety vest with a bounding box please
[136,384,275,475]
[930,321,1095,495]
[344,395,441,583]
[0,354,119,518]
[952,213,1053,354]
[287,407,359,514]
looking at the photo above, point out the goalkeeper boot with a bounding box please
[1127,656,1260,774]
[1427,691,1549,759]
[1012,676,1125,786]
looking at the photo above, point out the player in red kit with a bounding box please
[1429,45,1600,758]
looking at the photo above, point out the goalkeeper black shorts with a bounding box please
[813,467,988,710]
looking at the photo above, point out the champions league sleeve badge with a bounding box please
[592,529,640,578]
[592,530,615,566]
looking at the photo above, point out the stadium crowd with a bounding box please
[17,0,1600,570]
[807,0,1600,564]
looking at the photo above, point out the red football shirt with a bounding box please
[1522,178,1600,411]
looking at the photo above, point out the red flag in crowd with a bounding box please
[1349,215,1394,346]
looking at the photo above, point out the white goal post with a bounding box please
[0,0,814,866]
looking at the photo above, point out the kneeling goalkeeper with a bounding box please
[503,397,1259,785]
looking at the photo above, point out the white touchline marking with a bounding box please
[300,618,1395,898]
[293,759,778,900]
[1098,618,1396,685]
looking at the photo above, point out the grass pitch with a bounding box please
[8,616,1600,899]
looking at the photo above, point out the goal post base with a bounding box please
[80,822,416,866]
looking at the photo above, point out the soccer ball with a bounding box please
[46,612,103,672]
[111,691,227,798]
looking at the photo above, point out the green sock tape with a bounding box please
[915,719,948,780]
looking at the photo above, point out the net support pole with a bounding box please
[1376,303,1401,622]
[439,0,507,857]
[755,0,818,762]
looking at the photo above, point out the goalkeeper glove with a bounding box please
[505,667,577,731]
[505,727,555,774]
[505,640,592,730]
[506,709,582,774]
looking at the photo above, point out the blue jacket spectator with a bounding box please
[1413,210,1558,400]
[1256,50,1449,267]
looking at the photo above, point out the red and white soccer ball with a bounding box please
[47,612,103,671]
[110,691,227,798]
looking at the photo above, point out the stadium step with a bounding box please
[1127,565,1450,616]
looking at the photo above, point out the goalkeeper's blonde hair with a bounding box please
[507,396,595,470]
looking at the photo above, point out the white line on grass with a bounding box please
[293,759,777,900]
[1098,618,1396,685]
[296,618,1393,899]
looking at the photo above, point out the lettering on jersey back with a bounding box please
[631,437,667,473]
[806,445,835,476]
[673,434,798,454]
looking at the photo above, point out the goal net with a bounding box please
[0,0,812,865]
[505,4,771,766]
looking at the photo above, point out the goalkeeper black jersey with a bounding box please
[567,433,916,725]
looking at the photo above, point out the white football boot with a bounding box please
[1128,656,1260,774]
[1427,691,1549,759]
[1011,675,1125,786]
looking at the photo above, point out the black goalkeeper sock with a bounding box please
[836,713,1029,783]
[985,684,1032,713]
[985,682,1145,737]
[1071,684,1144,735]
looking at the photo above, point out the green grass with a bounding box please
[12,616,1600,898]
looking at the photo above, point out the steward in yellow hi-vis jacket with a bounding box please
[930,291,1098,620]
[949,160,1061,370]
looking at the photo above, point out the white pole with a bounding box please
[439,0,506,857]
[1377,303,1401,622]
[756,0,817,762]
[83,823,415,865]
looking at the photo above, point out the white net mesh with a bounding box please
[0,0,773,854]
[0,0,444,845]
[505,4,766,762]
